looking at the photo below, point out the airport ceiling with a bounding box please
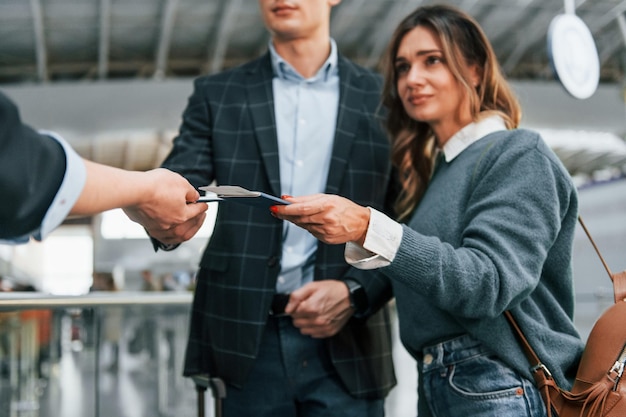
[0,0,624,85]
[1,0,625,179]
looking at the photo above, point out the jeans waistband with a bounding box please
[421,334,491,373]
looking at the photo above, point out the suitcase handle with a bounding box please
[192,375,226,417]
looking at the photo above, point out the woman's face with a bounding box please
[395,25,476,144]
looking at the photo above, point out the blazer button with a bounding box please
[267,256,279,268]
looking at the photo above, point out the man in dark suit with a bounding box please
[0,91,207,243]
[146,1,397,415]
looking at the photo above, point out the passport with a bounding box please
[196,185,290,209]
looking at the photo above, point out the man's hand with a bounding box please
[271,194,370,245]
[123,168,208,244]
[284,280,354,338]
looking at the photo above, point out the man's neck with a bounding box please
[272,35,331,79]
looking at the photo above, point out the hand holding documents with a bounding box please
[196,185,290,209]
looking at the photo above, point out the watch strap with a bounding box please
[344,279,368,315]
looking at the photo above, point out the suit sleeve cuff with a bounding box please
[150,235,180,252]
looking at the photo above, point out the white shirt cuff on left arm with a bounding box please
[35,131,87,241]
[345,207,403,270]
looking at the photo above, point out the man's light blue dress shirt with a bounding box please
[269,40,340,293]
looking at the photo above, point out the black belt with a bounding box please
[269,293,290,317]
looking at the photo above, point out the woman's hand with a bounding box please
[271,194,370,245]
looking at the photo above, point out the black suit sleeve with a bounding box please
[0,92,66,239]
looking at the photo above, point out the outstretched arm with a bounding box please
[0,90,207,244]
[71,161,209,244]
[271,194,370,245]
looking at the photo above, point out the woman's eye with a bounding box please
[395,63,410,74]
[426,56,442,65]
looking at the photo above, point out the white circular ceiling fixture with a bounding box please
[547,13,600,100]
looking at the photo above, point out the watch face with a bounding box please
[547,13,600,100]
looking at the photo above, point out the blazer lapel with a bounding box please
[245,54,282,197]
[325,56,362,194]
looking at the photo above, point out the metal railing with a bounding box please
[0,291,197,417]
[0,292,193,311]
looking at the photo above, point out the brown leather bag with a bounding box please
[506,217,626,417]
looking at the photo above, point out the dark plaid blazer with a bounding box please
[0,92,66,240]
[162,52,397,399]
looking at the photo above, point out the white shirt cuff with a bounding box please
[345,208,403,270]
[35,131,86,241]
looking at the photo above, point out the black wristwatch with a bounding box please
[344,279,368,315]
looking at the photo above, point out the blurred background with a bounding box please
[1,0,625,416]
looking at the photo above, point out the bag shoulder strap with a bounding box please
[505,214,626,375]
[505,215,626,417]
[504,310,558,417]
[577,216,626,303]
[504,310,543,368]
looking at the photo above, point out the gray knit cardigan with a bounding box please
[384,128,584,390]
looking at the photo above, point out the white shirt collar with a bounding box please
[442,115,507,162]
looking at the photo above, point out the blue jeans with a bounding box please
[419,334,546,417]
[222,316,384,417]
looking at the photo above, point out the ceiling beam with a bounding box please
[364,0,422,69]
[501,0,568,74]
[473,5,516,46]
[501,14,553,74]
[0,57,251,77]
[598,25,624,65]
[154,0,180,79]
[616,14,626,85]
[566,1,623,79]
[98,0,112,80]
[29,0,48,82]
[208,0,242,74]
[589,0,626,32]
[617,12,626,43]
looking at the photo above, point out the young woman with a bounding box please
[273,5,584,416]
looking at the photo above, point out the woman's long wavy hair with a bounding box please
[381,5,522,221]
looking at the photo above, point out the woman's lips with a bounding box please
[407,94,431,105]
[272,3,297,14]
